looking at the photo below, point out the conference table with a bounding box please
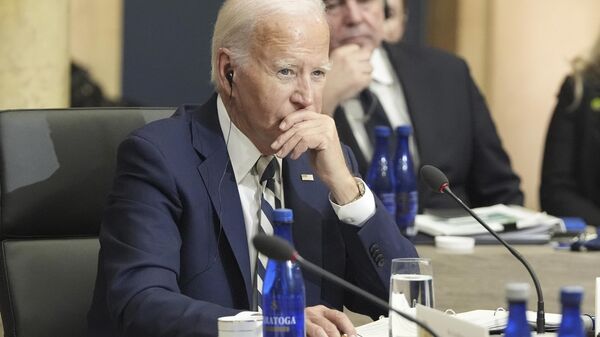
[347,244,599,327]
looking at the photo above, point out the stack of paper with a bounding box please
[356,310,562,336]
[415,204,564,238]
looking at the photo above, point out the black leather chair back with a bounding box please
[0,107,175,337]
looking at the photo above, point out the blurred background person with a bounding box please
[540,29,600,227]
[321,0,523,211]
[382,0,406,44]
[71,62,136,107]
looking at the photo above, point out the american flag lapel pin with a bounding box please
[300,174,314,181]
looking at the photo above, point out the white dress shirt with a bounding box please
[216,96,375,274]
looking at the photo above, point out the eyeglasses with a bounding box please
[323,0,381,15]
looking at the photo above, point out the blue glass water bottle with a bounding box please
[394,125,418,238]
[504,283,531,337]
[262,209,305,337]
[366,126,396,217]
[557,286,584,337]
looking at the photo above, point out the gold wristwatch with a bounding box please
[349,178,365,203]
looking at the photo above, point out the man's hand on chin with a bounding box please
[271,110,358,205]
[305,305,357,337]
[322,44,373,116]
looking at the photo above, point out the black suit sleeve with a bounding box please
[540,77,600,226]
[464,64,524,207]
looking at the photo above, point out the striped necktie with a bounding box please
[252,155,281,311]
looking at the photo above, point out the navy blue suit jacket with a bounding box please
[335,43,523,210]
[87,95,417,337]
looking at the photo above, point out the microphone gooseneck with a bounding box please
[420,165,546,334]
[253,234,440,337]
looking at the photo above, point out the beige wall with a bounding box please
[455,0,600,210]
[70,0,123,99]
[455,0,491,93]
[0,0,70,109]
[0,0,123,109]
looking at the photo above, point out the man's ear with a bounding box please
[217,48,234,93]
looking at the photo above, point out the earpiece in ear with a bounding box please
[226,71,234,87]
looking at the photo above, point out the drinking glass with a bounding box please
[389,258,434,337]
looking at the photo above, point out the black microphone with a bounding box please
[420,164,546,334]
[252,234,440,337]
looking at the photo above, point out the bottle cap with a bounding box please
[273,208,293,222]
[506,282,530,301]
[560,286,583,305]
[396,125,413,136]
[374,126,391,137]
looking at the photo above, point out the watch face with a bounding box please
[356,179,365,196]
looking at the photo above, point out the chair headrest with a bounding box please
[0,108,175,239]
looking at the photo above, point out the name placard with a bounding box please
[596,277,600,337]
[416,305,489,337]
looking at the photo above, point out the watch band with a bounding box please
[348,178,365,203]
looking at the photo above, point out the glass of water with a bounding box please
[389,258,434,337]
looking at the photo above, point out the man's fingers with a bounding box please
[305,306,356,337]
[307,312,342,337]
[333,43,361,56]
[276,132,303,158]
[323,309,356,336]
[276,124,324,158]
[273,115,321,150]
[356,47,373,60]
[333,43,371,60]
[290,141,309,160]
[306,321,330,337]
[279,110,320,130]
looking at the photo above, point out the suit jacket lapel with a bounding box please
[191,95,253,305]
[283,156,330,300]
[334,106,369,175]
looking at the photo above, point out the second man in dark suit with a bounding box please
[322,0,524,210]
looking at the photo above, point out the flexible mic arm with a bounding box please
[441,186,545,333]
[420,165,545,333]
[252,234,439,337]
[291,253,440,337]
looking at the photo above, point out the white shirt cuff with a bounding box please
[329,178,376,226]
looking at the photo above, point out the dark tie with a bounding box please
[252,155,281,311]
[360,89,393,147]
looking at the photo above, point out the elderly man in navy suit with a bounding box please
[87,1,417,336]
[321,0,524,210]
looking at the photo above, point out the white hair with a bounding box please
[210,0,326,89]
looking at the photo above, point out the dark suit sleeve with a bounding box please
[540,77,600,226]
[338,145,418,318]
[464,64,524,207]
[99,135,238,337]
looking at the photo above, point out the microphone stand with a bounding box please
[293,254,440,337]
[442,186,546,334]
